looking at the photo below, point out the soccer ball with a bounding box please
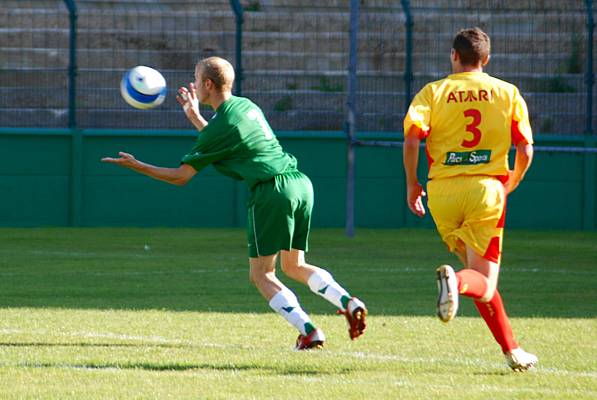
[120,66,167,109]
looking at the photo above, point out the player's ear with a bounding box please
[482,54,490,66]
[450,48,458,62]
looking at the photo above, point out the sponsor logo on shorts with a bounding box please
[444,150,491,166]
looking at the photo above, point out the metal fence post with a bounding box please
[63,0,81,226]
[400,0,413,114]
[70,128,83,226]
[229,0,244,97]
[582,0,595,230]
[345,0,359,237]
[63,0,77,129]
[585,0,594,136]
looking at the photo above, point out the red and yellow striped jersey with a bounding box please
[403,72,533,181]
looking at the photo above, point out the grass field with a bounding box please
[0,227,595,399]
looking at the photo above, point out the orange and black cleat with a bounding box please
[338,297,367,340]
[295,328,326,350]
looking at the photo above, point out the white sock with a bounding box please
[268,289,312,336]
[307,269,350,310]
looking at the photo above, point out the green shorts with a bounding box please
[247,170,313,258]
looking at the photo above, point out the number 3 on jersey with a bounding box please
[462,108,482,148]
[247,109,274,140]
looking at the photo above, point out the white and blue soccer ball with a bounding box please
[120,66,167,109]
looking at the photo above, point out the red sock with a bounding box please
[456,269,488,299]
[474,291,518,353]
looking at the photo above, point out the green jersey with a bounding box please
[181,96,298,190]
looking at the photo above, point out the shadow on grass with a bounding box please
[11,359,346,376]
[0,342,192,349]
[0,228,595,318]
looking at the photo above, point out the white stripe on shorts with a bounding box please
[251,205,260,256]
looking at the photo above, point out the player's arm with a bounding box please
[506,142,533,194]
[176,83,209,131]
[101,152,197,186]
[507,90,534,194]
[403,125,426,217]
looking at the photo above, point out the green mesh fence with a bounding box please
[0,0,594,134]
[240,1,350,130]
[357,1,406,133]
[0,0,237,129]
[401,0,594,135]
[0,1,70,127]
[74,0,235,128]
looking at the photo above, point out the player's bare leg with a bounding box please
[249,254,324,350]
[464,247,499,301]
[280,249,367,340]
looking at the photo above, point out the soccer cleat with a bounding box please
[436,264,459,322]
[338,297,367,340]
[295,328,326,350]
[505,348,538,372]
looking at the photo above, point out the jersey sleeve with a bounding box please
[511,88,533,145]
[403,85,432,139]
[180,124,232,172]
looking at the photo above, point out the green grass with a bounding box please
[0,228,595,399]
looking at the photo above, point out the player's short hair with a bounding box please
[197,57,235,91]
[452,27,491,66]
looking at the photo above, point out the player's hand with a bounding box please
[407,182,426,217]
[101,151,137,168]
[176,83,200,120]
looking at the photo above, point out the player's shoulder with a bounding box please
[224,95,263,115]
[483,74,521,94]
[412,78,446,102]
[422,77,449,92]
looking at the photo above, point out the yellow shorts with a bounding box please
[427,175,506,263]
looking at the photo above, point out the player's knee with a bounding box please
[280,260,301,276]
[249,265,268,286]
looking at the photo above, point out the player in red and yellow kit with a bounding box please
[403,28,538,371]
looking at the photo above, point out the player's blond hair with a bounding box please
[197,57,235,92]
[453,27,491,66]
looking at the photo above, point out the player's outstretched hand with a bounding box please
[176,83,200,121]
[407,182,426,217]
[101,151,137,169]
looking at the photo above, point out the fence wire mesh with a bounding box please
[74,0,235,128]
[0,0,235,129]
[0,1,70,128]
[357,1,405,133]
[402,0,594,135]
[240,1,349,131]
[0,0,594,134]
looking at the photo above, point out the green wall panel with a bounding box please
[0,129,594,230]
[354,178,403,228]
[82,175,235,227]
[309,178,345,227]
[0,176,69,226]
[0,133,70,226]
[0,134,71,175]
[506,181,584,229]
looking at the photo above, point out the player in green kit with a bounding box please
[102,57,367,349]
